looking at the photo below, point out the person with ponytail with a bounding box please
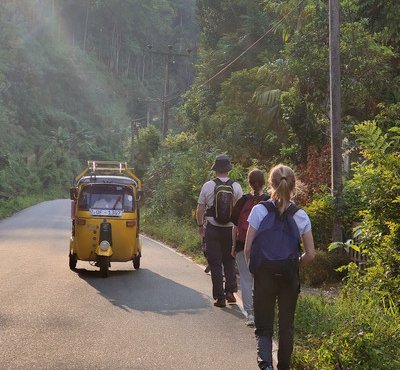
[244,164,315,370]
[231,169,269,327]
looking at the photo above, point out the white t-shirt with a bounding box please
[248,200,311,236]
[198,177,243,227]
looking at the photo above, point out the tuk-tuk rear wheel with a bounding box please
[133,254,140,269]
[98,256,110,278]
[69,253,77,270]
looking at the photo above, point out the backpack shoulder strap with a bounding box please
[213,178,222,186]
[213,178,233,187]
[253,193,269,204]
[261,201,275,213]
[261,201,300,216]
[245,193,254,201]
[238,193,252,207]
[260,193,270,201]
[286,203,300,216]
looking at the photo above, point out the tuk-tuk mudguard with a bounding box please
[95,245,113,257]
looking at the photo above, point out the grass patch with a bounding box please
[141,211,206,265]
[292,291,400,369]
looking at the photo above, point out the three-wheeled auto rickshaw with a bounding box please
[69,161,142,277]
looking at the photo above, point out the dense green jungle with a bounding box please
[0,0,399,368]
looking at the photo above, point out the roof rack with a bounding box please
[73,161,142,190]
[88,161,127,174]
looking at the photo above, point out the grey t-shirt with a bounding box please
[198,177,243,227]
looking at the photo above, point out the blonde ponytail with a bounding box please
[268,164,296,215]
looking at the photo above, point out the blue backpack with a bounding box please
[249,201,301,274]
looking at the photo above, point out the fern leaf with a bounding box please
[354,120,390,158]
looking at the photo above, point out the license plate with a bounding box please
[89,209,123,217]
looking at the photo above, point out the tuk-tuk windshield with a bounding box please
[78,184,135,212]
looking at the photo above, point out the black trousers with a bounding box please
[205,224,237,300]
[253,260,300,370]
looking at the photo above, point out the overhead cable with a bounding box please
[199,0,307,88]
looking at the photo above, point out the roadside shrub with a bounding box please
[341,181,365,239]
[300,250,347,286]
[292,282,400,369]
[130,125,161,178]
[143,132,217,220]
[292,295,337,368]
[0,156,41,196]
[293,121,400,369]
[341,121,400,304]
[304,192,333,249]
[298,144,331,199]
[318,290,400,369]
[295,294,337,337]
[143,131,249,222]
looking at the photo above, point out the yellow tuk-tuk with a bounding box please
[69,161,142,277]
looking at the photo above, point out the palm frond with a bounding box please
[253,88,281,108]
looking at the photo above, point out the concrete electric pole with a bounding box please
[329,0,343,242]
[162,46,173,138]
[147,45,192,138]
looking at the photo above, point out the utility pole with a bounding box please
[147,45,192,138]
[130,121,136,165]
[329,0,343,242]
[162,46,173,138]
[130,120,140,165]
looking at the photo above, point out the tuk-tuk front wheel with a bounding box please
[69,253,77,270]
[98,256,110,278]
[133,254,141,270]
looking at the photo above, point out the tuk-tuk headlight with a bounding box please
[99,240,111,251]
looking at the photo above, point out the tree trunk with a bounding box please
[110,23,116,71]
[115,29,120,74]
[142,54,146,81]
[134,58,139,80]
[126,52,131,77]
[83,0,89,52]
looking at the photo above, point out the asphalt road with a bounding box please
[0,200,259,370]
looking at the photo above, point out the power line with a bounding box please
[140,0,306,107]
[199,0,307,88]
[151,0,306,104]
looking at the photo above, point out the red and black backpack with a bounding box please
[232,193,269,242]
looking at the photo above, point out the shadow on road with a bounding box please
[73,267,211,316]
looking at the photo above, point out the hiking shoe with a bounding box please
[261,366,274,370]
[214,299,226,308]
[226,292,236,304]
[245,314,255,327]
